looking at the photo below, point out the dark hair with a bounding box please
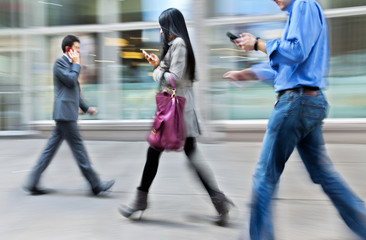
[159,8,196,81]
[61,35,80,53]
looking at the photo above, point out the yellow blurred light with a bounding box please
[104,37,128,47]
[130,37,149,40]
[140,49,160,52]
[121,52,144,59]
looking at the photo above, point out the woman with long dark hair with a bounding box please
[119,8,233,226]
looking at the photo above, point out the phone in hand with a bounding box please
[142,50,150,58]
[227,32,239,42]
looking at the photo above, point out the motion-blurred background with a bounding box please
[0,0,365,134]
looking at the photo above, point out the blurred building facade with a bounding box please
[0,0,366,131]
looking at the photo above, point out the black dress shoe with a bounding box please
[92,180,115,195]
[24,186,50,195]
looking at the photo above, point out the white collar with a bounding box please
[63,53,72,63]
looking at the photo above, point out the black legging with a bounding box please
[137,137,220,196]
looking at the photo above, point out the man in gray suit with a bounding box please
[24,35,115,196]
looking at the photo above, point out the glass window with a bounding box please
[0,36,22,129]
[24,0,98,27]
[0,0,23,28]
[208,0,366,18]
[327,15,366,118]
[119,0,194,22]
[318,0,366,9]
[47,1,98,26]
[208,0,282,18]
[116,29,161,119]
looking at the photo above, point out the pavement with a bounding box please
[0,138,365,240]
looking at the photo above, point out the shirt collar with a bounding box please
[63,53,72,63]
[286,0,296,13]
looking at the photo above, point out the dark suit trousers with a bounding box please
[27,121,100,189]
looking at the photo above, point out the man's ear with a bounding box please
[65,46,70,53]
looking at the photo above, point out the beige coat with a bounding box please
[153,37,201,137]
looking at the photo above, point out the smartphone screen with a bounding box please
[142,50,150,57]
[227,32,239,42]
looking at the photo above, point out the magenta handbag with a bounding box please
[147,74,186,151]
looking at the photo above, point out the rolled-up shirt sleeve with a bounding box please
[267,1,322,69]
[250,62,276,85]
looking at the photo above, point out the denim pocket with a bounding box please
[274,91,296,115]
[300,97,328,133]
[268,92,296,131]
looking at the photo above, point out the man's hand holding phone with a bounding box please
[142,50,160,67]
[227,32,239,43]
[236,33,258,53]
[227,32,260,53]
[67,47,80,65]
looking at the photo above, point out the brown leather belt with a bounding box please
[278,86,319,98]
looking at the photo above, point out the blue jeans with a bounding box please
[249,89,366,240]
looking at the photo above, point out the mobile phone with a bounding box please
[227,32,239,42]
[142,50,150,57]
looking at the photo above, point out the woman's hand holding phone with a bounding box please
[142,50,160,67]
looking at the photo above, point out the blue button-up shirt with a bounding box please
[252,0,329,92]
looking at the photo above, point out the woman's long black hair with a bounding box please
[159,8,196,81]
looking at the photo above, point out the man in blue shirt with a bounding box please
[224,0,366,239]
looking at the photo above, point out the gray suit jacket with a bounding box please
[53,55,89,121]
[153,37,201,137]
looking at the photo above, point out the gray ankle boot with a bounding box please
[211,192,234,226]
[119,189,148,219]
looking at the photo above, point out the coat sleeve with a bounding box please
[79,94,89,113]
[153,39,187,87]
[54,59,81,88]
